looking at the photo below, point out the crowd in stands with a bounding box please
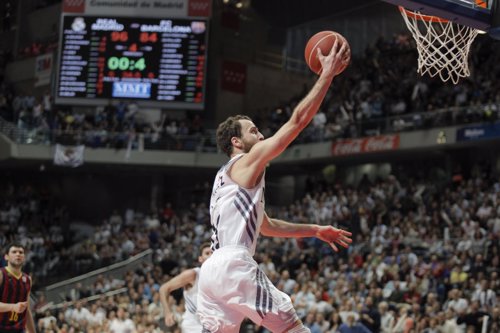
[257,34,500,143]
[0,34,499,153]
[0,90,211,151]
[0,182,72,286]
[6,162,495,333]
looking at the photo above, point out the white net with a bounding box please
[399,6,480,84]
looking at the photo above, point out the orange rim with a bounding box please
[398,6,449,23]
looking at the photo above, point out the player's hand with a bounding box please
[316,226,352,252]
[12,302,28,313]
[317,38,349,78]
[164,313,176,327]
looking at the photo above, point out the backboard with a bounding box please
[382,0,495,31]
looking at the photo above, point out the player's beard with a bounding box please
[9,259,24,269]
[241,138,256,153]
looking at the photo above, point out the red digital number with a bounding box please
[111,31,128,42]
[111,32,120,42]
[140,32,158,43]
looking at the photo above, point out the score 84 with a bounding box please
[140,32,158,43]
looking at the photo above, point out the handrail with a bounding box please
[347,103,494,140]
[45,249,152,290]
[43,249,153,303]
[38,288,129,312]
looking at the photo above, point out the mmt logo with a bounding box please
[113,82,151,99]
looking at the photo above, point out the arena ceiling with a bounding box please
[250,0,378,27]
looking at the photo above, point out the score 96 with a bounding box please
[111,31,128,42]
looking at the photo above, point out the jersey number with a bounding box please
[9,311,18,322]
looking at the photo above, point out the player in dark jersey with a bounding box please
[0,243,36,333]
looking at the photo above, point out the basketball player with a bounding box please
[197,40,352,333]
[159,243,212,332]
[0,243,36,333]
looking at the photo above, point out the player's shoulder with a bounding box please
[221,153,245,170]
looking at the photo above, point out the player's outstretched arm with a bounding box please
[233,41,349,188]
[159,269,197,327]
[260,213,352,252]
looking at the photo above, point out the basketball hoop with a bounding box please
[399,6,480,84]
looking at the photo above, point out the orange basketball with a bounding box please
[304,31,350,75]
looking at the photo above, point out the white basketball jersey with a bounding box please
[209,154,265,256]
[182,267,200,316]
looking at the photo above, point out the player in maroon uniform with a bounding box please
[0,243,36,333]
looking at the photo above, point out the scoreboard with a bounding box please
[55,15,208,109]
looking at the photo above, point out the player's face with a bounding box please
[5,246,25,269]
[239,119,264,153]
[198,247,213,264]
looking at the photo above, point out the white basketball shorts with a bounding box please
[181,311,202,333]
[197,246,302,333]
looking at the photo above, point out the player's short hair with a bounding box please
[216,115,251,157]
[4,242,25,255]
[199,242,212,256]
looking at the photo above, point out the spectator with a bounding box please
[338,314,372,333]
[109,307,135,333]
[360,296,380,332]
[378,301,394,333]
[456,300,491,333]
[471,279,497,312]
[391,305,414,333]
[304,312,323,333]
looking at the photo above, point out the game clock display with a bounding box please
[55,15,208,109]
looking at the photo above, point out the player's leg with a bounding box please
[180,314,204,333]
[234,267,310,333]
[198,306,245,333]
[258,288,310,333]
[197,251,247,332]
